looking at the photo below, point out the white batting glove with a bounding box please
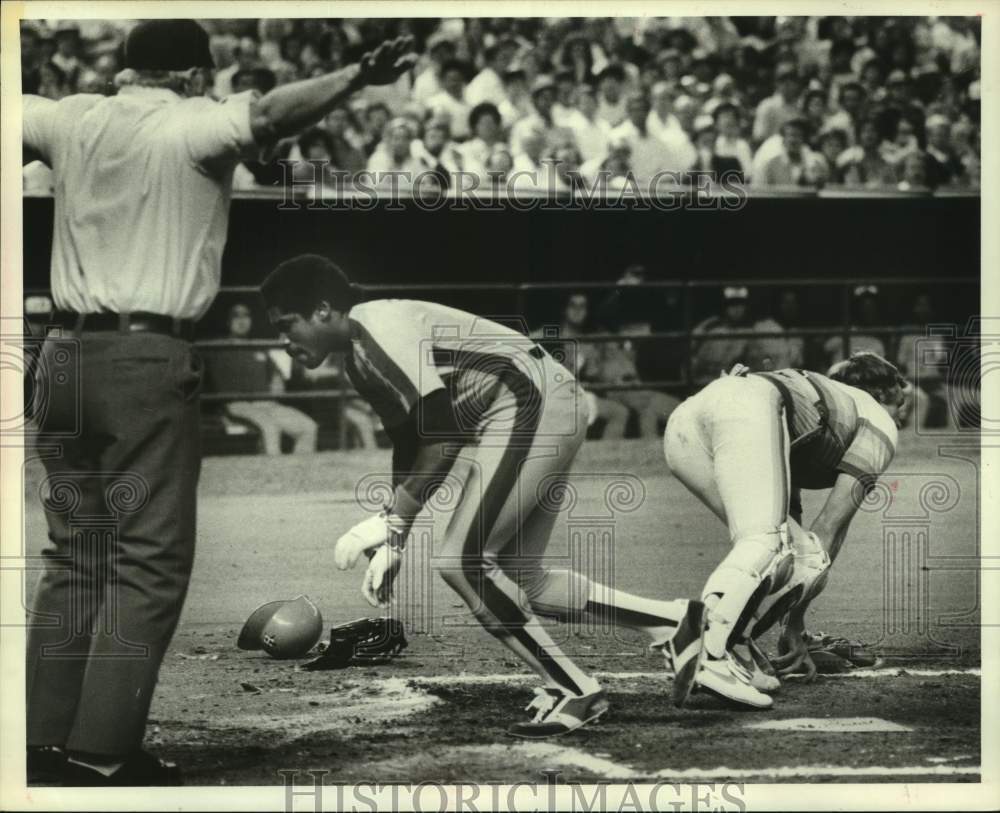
[362,545,403,607]
[334,514,390,570]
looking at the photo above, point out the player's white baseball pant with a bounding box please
[434,354,600,695]
[663,375,793,657]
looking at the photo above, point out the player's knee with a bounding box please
[519,568,590,621]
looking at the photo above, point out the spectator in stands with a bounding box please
[414,117,463,183]
[957,122,980,189]
[532,292,629,438]
[924,113,965,188]
[37,61,71,101]
[511,120,548,178]
[823,285,888,366]
[50,23,83,89]
[204,303,318,455]
[595,64,628,127]
[611,92,692,184]
[582,131,633,189]
[484,143,515,186]
[757,118,827,187]
[817,128,849,182]
[368,118,426,185]
[458,102,503,176]
[687,115,743,185]
[691,286,756,385]
[321,106,367,178]
[213,36,261,98]
[752,62,803,145]
[499,66,533,126]
[826,81,867,141]
[748,288,806,370]
[21,25,43,94]
[897,150,930,192]
[291,128,343,191]
[875,69,926,145]
[565,83,611,163]
[412,31,456,106]
[361,101,392,155]
[466,37,517,107]
[426,59,473,140]
[511,75,572,156]
[291,357,380,449]
[881,114,921,168]
[713,102,752,181]
[895,292,951,428]
[840,117,898,188]
[560,33,595,85]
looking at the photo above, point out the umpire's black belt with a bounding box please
[50,311,196,342]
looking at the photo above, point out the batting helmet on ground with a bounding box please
[237,595,323,659]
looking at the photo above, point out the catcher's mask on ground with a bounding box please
[237,595,324,659]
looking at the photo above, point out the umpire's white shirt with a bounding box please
[23,87,258,320]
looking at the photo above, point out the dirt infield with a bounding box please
[20,433,981,784]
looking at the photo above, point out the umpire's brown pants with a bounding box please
[26,330,202,756]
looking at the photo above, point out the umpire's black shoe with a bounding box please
[63,751,183,786]
[27,746,66,784]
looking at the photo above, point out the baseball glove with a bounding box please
[301,617,408,671]
[804,630,881,672]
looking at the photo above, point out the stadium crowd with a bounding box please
[22,16,981,193]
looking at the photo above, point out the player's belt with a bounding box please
[49,310,196,342]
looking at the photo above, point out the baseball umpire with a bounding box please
[23,19,414,785]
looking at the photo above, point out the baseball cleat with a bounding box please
[669,599,708,708]
[695,653,774,709]
[508,686,609,739]
[732,640,781,693]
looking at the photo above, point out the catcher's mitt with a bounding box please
[301,617,407,671]
[804,630,881,672]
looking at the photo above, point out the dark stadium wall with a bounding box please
[23,195,979,293]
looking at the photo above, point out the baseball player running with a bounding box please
[260,255,706,738]
[663,353,907,708]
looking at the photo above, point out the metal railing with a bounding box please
[24,276,978,448]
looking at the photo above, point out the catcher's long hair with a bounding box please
[827,351,907,406]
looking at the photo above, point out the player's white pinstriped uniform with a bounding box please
[664,369,897,540]
[346,300,598,695]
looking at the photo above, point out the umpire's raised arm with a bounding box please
[248,36,416,143]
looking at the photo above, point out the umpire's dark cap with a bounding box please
[124,19,214,71]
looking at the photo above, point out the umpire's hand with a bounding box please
[358,36,417,86]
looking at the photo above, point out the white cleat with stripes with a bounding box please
[508,685,610,739]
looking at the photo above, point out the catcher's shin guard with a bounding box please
[701,526,792,659]
[750,531,830,640]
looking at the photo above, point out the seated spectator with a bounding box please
[412,30,456,106]
[823,285,888,366]
[895,292,952,429]
[874,69,926,146]
[582,131,633,190]
[204,303,318,455]
[498,66,533,126]
[426,59,473,140]
[50,22,83,88]
[752,62,803,145]
[511,121,548,179]
[361,101,392,156]
[484,144,515,187]
[321,106,368,178]
[713,102,753,181]
[646,81,685,143]
[839,117,898,187]
[367,118,428,186]
[459,102,505,177]
[610,92,693,184]
[532,292,629,438]
[291,128,344,190]
[214,36,261,98]
[924,114,965,188]
[897,150,930,192]
[564,83,611,163]
[881,114,921,168]
[291,357,381,449]
[466,38,517,108]
[595,64,628,127]
[757,118,828,187]
[510,75,573,156]
[816,128,849,182]
[825,81,867,142]
[413,117,463,185]
[747,288,806,370]
[691,286,757,385]
[687,115,743,185]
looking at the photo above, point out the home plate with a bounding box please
[746,717,912,732]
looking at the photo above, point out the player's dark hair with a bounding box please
[260,254,363,317]
[828,352,907,405]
